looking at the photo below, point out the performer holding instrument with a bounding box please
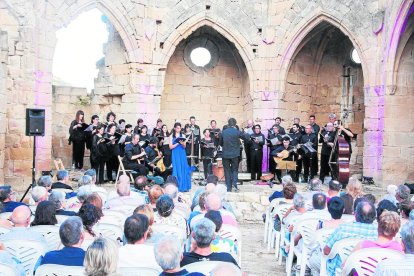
[249,124,265,180]
[319,122,336,183]
[271,137,297,183]
[267,125,283,179]
[69,110,87,170]
[201,129,215,179]
[209,120,221,147]
[122,133,148,177]
[289,124,302,181]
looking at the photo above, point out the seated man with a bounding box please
[52,170,73,190]
[0,205,47,245]
[191,193,237,229]
[326,180,341,202]
[164,183,191,219]
[375,221,414,275]
[154,236,204,276]
[104,175,146,209]
[181,218,239,267]
[131,175,150,204]
[308,200,378,275]
[271,137,297,183]
[0,186,26,212]
[48,190,77,216]
[300,193,331,220]
[118,214,161,270]
[40,217,85,266]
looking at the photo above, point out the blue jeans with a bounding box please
[223,157,239,191]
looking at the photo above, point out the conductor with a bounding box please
[219,118,244,192]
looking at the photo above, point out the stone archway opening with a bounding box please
[161,25,251,129]
[51,8,131,168]
[385,4,414,183]
[283,22,365,175]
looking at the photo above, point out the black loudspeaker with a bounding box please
[26,108,45,136]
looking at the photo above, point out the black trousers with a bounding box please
[223,157,239,192]
[295,158,302,180]
[275,169,296,182]
[93,160,105,184]
[124,162,149,177]
[72,141,85,169]
[250,149,263,180]
[244,144,252,173]
[269,152,277,175]
[319,154,331,182]
[302,152,317,181]
[203,158,213,179]
[105,156,119,181]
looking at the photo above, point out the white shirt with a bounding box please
[104,195,146,209]
[118,243,161,270]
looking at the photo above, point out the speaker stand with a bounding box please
[20,135,36,202]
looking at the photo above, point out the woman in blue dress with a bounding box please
[169,122,191,192]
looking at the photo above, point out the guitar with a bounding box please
[273,144,300,164]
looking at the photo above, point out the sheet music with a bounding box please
[270,137,279,146]
[118,134,127,144]
[245,128,253,135]
[83,124,94,132]
[192,127,200,136]
[256,135,263,142]
[162,136,169,145]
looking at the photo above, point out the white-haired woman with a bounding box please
[84,237,120,276]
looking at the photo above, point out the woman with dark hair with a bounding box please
[160,124,172,168]
[139,125,150,142]
[31,201,58,226]
[69,110,86,169]
[169,122,191,192]
[86,115,100,168]
[105,112,117,131]
[78,204,103,243]
[104,124,120,183]
[91,124,107,184]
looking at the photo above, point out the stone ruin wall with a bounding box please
[0,0,413,188]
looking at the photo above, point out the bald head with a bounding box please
[206,193,222,211]
[247,119,253,127]
[10,205,31,227]
[118,175,130,185]
[205,183,216,193]
[164,184,178,200]
[117,175,131,196]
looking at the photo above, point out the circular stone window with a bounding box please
[183,37,219,72]
[190,47,211,67]
[350,48,361,64]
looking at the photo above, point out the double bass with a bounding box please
[328,120,350,185]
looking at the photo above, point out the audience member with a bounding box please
[375,221,414,275]
[376,199,398,220]
[340,177,364,214]
[132,175,150,204]
[396,185,411,206]
[400,201,414,225]
[49,190,77,216]
[77,203,103,249]
[84,193,103,210]
[31,201,58,226]
[154,236,204,276]
[381,184,398,206]
[210,262,242,276]
[317,196,345,229]
[362,193,377,205]
[133,204,161,244]
[353,210,402,252]
[205,210,237,258]
[327,180,341,201]
[308,201,377,275]
[181,218,238,267]
[301,178,322,201]
[40,216,85,266]
[118,214,161,270]
[149,184,164,211]
[282,193,307,232]
[0,186,26,212]
[154,195,188,236]
[189,191,209,226]
[0,205,47,245]
[31,186,49,206]
[37,175,53,191]
[268,175,294,202]
[164,183,190,219]
[52,170,73,190]
[105,175,146,209]
[84,237,120,276]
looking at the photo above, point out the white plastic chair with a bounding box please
[320,237,362,276]
[119,266,161,276]
[286,218,320,276]
[219,224,242,265]
[269,203,292,261]
[263,198,283,244]
[341,248,404,276]
[0,263,19,276]
[152,224,186,244]
[31,225,62,250]
[35,264,85,276]
[101,209,127,226]
[183,261,229,275]
[0,212,12,220]
[0,225,11,236]
[56,215,70,224]
[3,239,47,275]
[96,223,124,244]
[108,205,136,215]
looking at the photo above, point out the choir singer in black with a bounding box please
[123,133,149,177]
[249,124,265,181]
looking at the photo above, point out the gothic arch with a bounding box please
[157,15,254,97]
[278,13,368,94]
[52,0,140,63]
